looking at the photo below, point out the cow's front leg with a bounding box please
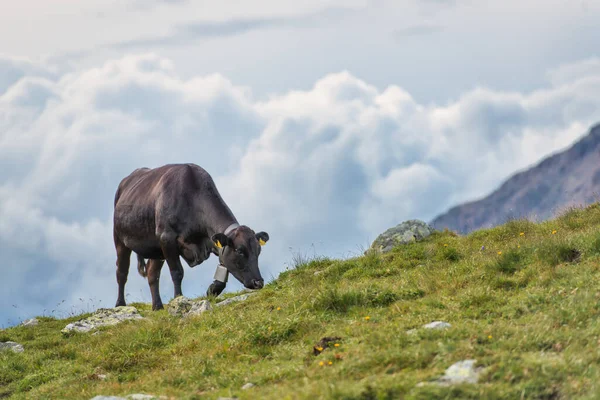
[207,280,226,297]
[160,233,185,298]
[147,259,165,310]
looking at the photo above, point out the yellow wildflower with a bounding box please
[520,232,525,236]
[319,361,324,366]
[517,245,521,248]
[443,244,448,247]
[497,251,502,255]
[488,335,493,339]
[364,316,371,321]
[328,361,333,365]
[334,343,340,347]
[316,346,323,352]
[276,307,281,311]
[552,230,557,234]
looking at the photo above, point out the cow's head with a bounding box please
[212,226,269,290]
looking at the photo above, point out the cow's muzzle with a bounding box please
[249,279,264,290]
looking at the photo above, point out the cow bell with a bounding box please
[213,264,229,283]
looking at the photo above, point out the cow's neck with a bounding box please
[209,217,240,238]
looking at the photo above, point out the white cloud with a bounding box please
[2,53,600,326]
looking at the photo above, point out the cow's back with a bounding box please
[113,164,224,256]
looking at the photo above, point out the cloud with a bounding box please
[546,57,600,86]
[112,6,357,48]
[0,54,56,95]
[393,24,445,39]
[127,0,189,12]
[2,54,600,326]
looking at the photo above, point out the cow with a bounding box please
[112,163,269,310]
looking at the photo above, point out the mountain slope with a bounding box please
[3,205,600,399]
[431,123,600,234]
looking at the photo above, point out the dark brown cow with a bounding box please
[112,163,269,310]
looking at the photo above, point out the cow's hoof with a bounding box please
[115,300,126,307]
[152,303,164,311]
[207,280,226,297]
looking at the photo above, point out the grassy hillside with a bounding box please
[3,204,600,399]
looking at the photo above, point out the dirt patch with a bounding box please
[563,248,581,263]
[313,336,342,356]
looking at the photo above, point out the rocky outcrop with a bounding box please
[62,306,143,334]
[369,219,435,253]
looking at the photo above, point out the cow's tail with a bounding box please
[136,253,147,277]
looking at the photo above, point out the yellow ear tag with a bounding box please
[215,240,223,249]
[259,239,266,246]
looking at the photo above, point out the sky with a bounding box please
[1,0,600,327]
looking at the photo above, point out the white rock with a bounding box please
[90,397,126,400]
[423,321,451,330]
[0,341,24,353]
[97,374,107,381]
[215,293,256,307]
[241,383,255,390]
[89,395,164,400]
[418,359,483,387]
[21,318,39,326]
[62,306,143,333]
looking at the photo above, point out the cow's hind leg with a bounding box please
[160,233,185,298]
[146,259,165,310]
[115,239,132,307]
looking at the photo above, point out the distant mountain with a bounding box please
[431,123,600,234]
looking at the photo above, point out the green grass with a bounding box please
[4,203,600,399]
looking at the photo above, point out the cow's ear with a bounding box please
[212,233,231,249]
[256,231,269,246]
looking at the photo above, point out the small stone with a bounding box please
[186,300,212,317]
[167,297,212,318]
[423,321,451,330]
[0,341,24,353]
[89,396,163,400]
[62,306,143,334]
[241,383,255,390]
[419,359,483,387]
[97,374,107,381]
[90,397,126,400]
[215,293,256,307]
[21,318,39,326]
